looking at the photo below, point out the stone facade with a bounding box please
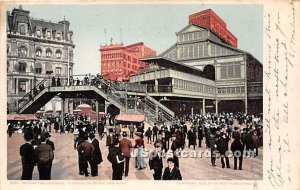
[7,6,75,113]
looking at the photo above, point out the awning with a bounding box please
[76,104,92,109]
[115,114,145,122]
[34,62,42,68]
[7,114,39,121]
[45,63,53,72]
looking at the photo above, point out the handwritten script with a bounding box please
[264,0,295,187]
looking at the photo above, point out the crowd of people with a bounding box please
[12,111,262,180]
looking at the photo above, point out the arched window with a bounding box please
[46,49,52,58]
[55,50,62,59]
[18,46,27,57]
[36,48,42,57]
[20,25,26,35]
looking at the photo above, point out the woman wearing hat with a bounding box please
[134,133,146,170]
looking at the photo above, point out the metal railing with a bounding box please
[17,73,175,125]
[18,76,68,113]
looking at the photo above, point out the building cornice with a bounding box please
[7,33,75,48]
[7,55,75,66]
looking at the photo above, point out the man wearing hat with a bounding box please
[162,158,182,180]
[149,143,163,180]
[77,135,95,177]
[89,133,103,176]
[35,134,54,180]
[44,132,55,151]
[20,133,36,180]
[119,132,133,177]
[170,134,181,168]
[107,137,125,180]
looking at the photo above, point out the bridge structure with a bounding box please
[17,74,175,130]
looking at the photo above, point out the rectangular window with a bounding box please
[55,67,61,75]
[221,66,227,79]
[230,87,235,93]
[216,46,221,56]
[19,81,26,93]
[188,45,193,58]
[211,44,216,56]
[228,64,234,78]
[199,44,204,57]
[188,33,193,41]
[202,30,207,38]
[204,44,208,57]
[179,47,183,59]
[194,45,199,58]
[234,65,241,78]
[241,86,245,93]
[221,87,226,94]
[35,68,42,74]
[183,34,188,41]
[19,63,26,72]
[183,46,188,59]
[179,35,183,42]
[236,87,241,93]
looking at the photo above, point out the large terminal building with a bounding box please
[129,9,263,116]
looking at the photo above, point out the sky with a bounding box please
[7,4,263,75]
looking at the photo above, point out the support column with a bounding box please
[61,98,65,133]
[16,78,19,94]
[202,98,206,116]
[95,100,99,134]
[245,99,248,114]
[191,107,194,117]
[104,100,108,113]
[154,79,158,92]
[215,100,219,114]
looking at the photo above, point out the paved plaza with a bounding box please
[7,132,262,180]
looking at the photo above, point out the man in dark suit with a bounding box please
[162,158,182,180]
[152,124,158,142]
[107,137,125,180]
[119,132,133,177]
[231,136,244,170]
[20,133,36,180]
[77,135,95,177]
[218,133,230,168]
[149,143,163,180]
[128,124,135,139]
[74,129,86,175]
[89,133,103,177]
[35,134,54,180]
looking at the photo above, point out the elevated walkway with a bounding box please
[18,76,175,125]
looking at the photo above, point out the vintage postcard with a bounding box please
[0,0,299,190]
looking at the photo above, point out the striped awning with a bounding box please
[115,114,145,122]
[7,114,39,121]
